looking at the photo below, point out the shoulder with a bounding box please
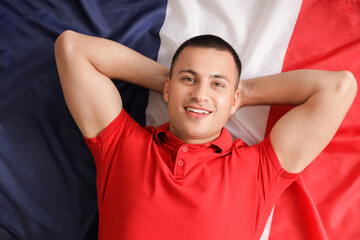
[84,109,154,146]
[233,136,299,180]
[231,137,281,171]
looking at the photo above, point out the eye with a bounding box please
[182,77,195,83]
[214,82,225,88]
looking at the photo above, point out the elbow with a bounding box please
[328,71,357,105]
[54,30,78,60]
[342,70,357,93]
[335,71,358,103]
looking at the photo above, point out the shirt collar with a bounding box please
[154,122,233,153]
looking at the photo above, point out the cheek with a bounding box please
[169,84,187,102]
[167,88,183,111]
[216,94,234,110]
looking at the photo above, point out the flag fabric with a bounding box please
[1,0,359,240]
[266,1,360,239]
[0,1,167,239]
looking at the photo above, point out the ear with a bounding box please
[163,76,170,102]
[230,89,240,115]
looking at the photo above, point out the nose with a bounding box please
[190,82,210,103]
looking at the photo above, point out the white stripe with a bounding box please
[146,0,302,238]
[260,207,275,240]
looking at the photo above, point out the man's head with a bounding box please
[163,35,242,144]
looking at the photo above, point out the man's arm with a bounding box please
[239,70,357,173]
[54,30,168,138]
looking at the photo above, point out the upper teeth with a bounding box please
[186,107,210,114]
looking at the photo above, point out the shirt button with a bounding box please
[183,146,188,152]
[177,160,184,166]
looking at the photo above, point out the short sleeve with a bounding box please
[254,136,299,235]
[261,136,299,180]
[83,109,150,205]
[257,136,299,210]
[83,109,133,169]
[84,109,129,146]
[233,136,300,237]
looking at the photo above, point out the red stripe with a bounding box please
[267,0,360,239]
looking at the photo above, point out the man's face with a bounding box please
[163,46,239,144]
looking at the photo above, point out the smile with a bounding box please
[185,107,210,114]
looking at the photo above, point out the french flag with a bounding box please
[1,0,359,239]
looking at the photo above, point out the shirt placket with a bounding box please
[174,145,188,179]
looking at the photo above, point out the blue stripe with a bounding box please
[0,0,167,239]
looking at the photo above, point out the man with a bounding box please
[54,30,356,240]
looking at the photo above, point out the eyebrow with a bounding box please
[178,69,197,75]
[178,69,230,83]
[212,74,230,83]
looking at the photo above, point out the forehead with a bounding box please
[173,46,238,81]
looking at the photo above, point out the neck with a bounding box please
[169,125,220,145]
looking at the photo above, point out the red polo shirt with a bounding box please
[85,110,299,240]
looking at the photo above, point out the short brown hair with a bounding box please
[169,35,242,86]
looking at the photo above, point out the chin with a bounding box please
[184,129,217,142]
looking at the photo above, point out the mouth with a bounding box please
[185,107,210,114]
[184,106,212,118]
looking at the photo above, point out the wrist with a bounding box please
[237,79,252,108]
